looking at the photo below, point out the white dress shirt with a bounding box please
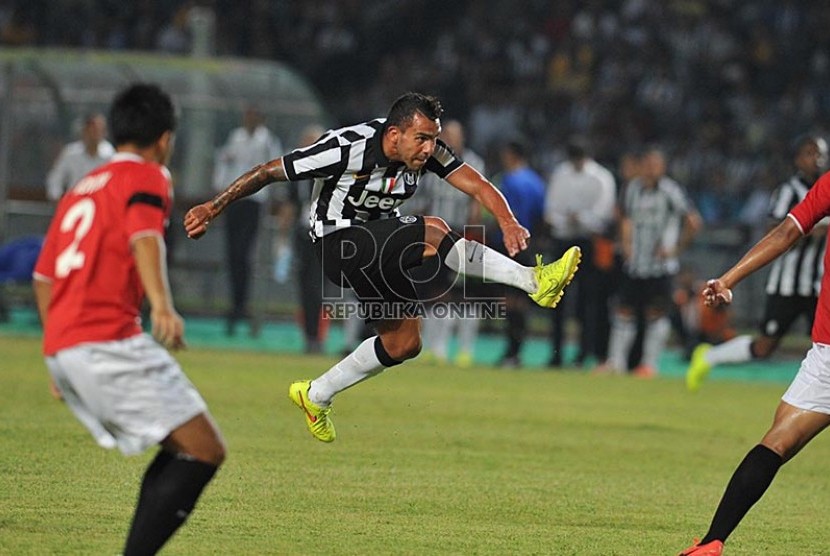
[213,125,282,203]
[545,158,616,239]
[46,140,115,201]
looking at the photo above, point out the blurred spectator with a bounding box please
[495,139,545,368]
[544,136,616,367]
[0,235,42,322]
[416,120,486,367]
[46,113,114,201]
[285,124,327,354]
[156,5,191,53]
[14,1,830,226]
[213,105,282,336]
[598,147,702,377]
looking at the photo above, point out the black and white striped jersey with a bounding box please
[621,176,693,278]
[766,174,826,297]
[281,118,463,240]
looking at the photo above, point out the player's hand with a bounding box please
[184,202,217,239]
[151,306,186,350]
[500,220,530,257]
[702,278,733,307]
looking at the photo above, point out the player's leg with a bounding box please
[124,413,225,556]
[291,219,427,441]
[687,294,802,391]
[413,256,451,363]
[455,304,479,366]
[682,344,830,552]
[424,216,580,308]
[688,402,830,550]
[597,275,639,374]
[290,317,419,442]
[51,335,223,556]
[636,278,673,377]
[313,218,425,404]
[637,310,670,377]
[309,316,420,405]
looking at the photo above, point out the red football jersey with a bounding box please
[34,153,172,355]
[789,170,830,344]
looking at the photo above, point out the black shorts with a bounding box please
[617,274,673,313]
[316,216,426,322]
[758,294,817,338]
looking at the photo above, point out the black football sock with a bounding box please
[129,449,174,530]
[700,444,782,544]
[123,452,218,556]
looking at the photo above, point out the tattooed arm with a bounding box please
[184,158,288,239]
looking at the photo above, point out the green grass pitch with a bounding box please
[1,335,828,555]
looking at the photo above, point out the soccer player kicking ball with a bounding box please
[34,84,225,555]
[185,92,580,442]
[678,168,830,555]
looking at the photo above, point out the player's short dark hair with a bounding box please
[109,83,176,148]
[503,137,529,160]
[387,92,443,129]
[566,135,589,160]
[791,133,825,156]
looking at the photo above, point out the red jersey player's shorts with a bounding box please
[782,343,830,415]
[46,334,207,455]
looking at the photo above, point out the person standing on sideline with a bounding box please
[285,123,327,354]
[496,139,547,368]
[416,119,486,367]
[677,163,830,556]
[33,84,225,555]
[185,93,581,442]
[46,112,114,201]
[597,146,702,377]
[213,105,282,336]
[686,135,828,391]
[544,136,616,367]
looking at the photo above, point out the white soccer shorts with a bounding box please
[46,333,208,455]
[782,342,830,415]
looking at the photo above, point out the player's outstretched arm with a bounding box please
[704,217,802,307]
[33,278,63,401]
[132,234,185,350]
[184,158,288,239]
[446,164,528,256]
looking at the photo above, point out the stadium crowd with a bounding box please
[4,0,830,225]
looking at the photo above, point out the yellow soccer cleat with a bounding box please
[455,351,474,368]
[529,247,581,309]
[686,343,713,392]
[289,380,336,442]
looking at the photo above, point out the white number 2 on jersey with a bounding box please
[55,198,96,278]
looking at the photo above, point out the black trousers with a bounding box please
[224,199,261,319]
[295,226,323,341]
[549,237,608,364]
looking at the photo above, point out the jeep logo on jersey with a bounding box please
[346,190,406,210]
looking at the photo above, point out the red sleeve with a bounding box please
[33,228,57,281]
[33,206,64,281]
[789,171,830,234]
[124,165,171,241]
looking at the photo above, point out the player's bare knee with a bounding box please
[381,334,422,361]
[424,216,451,234]
[424,217,452,249]
[188,438,226,466]
[760,437,795,462]
[207,439,227,466]
[752,338,778,359]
